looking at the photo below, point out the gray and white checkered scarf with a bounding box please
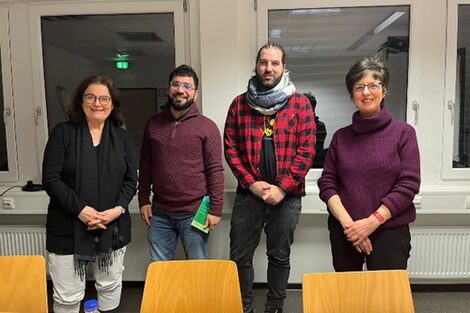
[246,71,296,115]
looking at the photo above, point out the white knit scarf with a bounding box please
[246,71,296,115]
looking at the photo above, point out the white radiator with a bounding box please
[0,226,46,257]
[1,226,470,280]
[409,228,470,279]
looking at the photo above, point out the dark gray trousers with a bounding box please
[229,193,301,313]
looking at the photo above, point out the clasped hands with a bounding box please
[249,181,285,206]
[78,205,123,231]
[343,216,381,255]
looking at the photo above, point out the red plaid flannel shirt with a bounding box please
[224,92,316,196]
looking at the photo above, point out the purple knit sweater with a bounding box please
[138,103,224,216]
[318,106,420,228]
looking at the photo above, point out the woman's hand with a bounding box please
[344,216,380,245]
[94,207,122,226]
[78,206,107,230]
[354,237,373,255]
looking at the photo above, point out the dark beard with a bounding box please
[256,73,283,91]
[168,97,194,111]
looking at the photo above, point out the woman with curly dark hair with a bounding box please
[43,75,137,313]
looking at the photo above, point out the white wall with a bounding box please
[1,0,470,284]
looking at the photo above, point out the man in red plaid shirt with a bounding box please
[224,42,316,313]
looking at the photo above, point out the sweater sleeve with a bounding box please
[318,133,340,203]
[203,121,225,216]
[138,118,153,207]
[115,130,138,208]
[42,123,87,216]
[380,126,421,216]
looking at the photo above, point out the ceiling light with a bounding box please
[373,12,406,35]
[291,8,341,15]
[347,10,407,51]
[117,53,129,60]
[269,29,282,39]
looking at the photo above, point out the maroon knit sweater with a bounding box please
[318,106,420,228]
[138,103,224,216]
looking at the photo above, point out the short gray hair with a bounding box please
[345,57,389,97]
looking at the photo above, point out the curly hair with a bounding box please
[68,75,124,126]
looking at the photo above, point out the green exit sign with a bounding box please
[115,61,129,70]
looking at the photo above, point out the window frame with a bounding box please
[256,0,421,187]
[442,0,470,180]
[28,0,187,162]
[0,6,19,181]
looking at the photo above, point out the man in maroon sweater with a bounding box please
[138,65,224,261]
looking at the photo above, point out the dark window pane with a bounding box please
[41,13,175,160]
[0,51,8,171]
[453,5,470,168]
[268,6,410,168]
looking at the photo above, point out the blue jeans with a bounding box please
[148,212,209,261]
[229,193,301,313]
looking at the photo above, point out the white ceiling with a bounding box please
[41,7,409,64]
[40,5,470,67]
[268,6,410,59]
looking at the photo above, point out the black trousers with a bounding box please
[328,215,411,271]
[230,193,301,313]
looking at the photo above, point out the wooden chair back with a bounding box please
[303,269,415,313]
[140,260,243,313]
[0,255,48,313]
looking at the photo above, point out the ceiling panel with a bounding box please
[41,13,175,62]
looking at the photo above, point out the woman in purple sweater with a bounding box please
[318,57,420,271]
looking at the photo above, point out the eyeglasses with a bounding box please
[169,81,196,92]
[83,94,112,105]
[353,82,383,94]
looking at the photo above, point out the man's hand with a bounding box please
[140,204,153,226]
[262,185,286,205]
[248,181,270,198]
[204,214,221,231]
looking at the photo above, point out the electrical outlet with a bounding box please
[2,197,15,209]
[465,196,470,209]
[413,195,422,209]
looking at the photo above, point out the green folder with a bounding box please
[191,196,210,233]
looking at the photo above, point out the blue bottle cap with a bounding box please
[84,299,99,311]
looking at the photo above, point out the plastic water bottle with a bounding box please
[84,299,100,313]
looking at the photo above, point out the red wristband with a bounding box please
[372,211,385,224]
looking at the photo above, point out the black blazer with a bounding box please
[42,121,138,254]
